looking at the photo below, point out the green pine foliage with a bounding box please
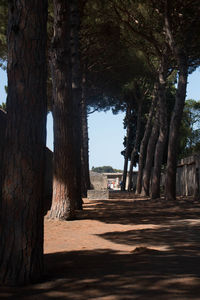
[0,0,7,64]
[178,99,200,158]
[91,166,122,173]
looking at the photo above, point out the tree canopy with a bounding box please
[91,166,122,173]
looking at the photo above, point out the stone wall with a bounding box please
[87,189,109,200]
[176,154,200,197]
[90,171,108,190]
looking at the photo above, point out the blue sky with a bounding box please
[0,68,200,170]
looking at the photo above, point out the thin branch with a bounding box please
[87,108,99,114]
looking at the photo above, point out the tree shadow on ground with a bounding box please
[78,196,200,226]
[1,196,200,299]
[98,222,200,252]
[2,248,200,299]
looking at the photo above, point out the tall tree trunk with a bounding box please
[0,0,47,286]
[165,55,188,200]
[164,9,189,201]
[0,109,6,201]
[151,61,168,199]
[136,85,157,194]
[70,0,83,209]
[128,100,142,191]
[121,103,131,191]
[141,108,159,196]
[49,0,76,220]
[81,74,91,196]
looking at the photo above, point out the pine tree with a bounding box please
[0,0,48,285]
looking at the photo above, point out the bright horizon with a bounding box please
[0,67,200,170]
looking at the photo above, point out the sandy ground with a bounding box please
[1,195,200,299]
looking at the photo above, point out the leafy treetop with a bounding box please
[91,166,122,173]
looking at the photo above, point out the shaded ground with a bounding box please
[1,195,200,299]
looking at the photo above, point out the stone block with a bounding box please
[87,189,109,200]
[90,171,107,190]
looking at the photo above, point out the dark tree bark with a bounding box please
[164,9,189,200]
[0,111,52,216]
[70,0,83,209]
[151,59,168,199]
[136,85,157,194]
[165,55,188,200]
[0,0,47,286]
[49,0,76,220]
[0,109,6,201]
[81,73,91,196]
[141,108,159,196]
[121,103,131,191]
[128,99,143,191]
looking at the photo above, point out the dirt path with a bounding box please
[1,196,200,299]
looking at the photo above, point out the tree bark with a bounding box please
[151,61,168,199]
[49,0,76,220]
[165,55,188,200]
[141,108,159,196]
[81,74,91,196]
[164,8,189,201]
[136,85,157,194]
[70,0,83,209]
[128,99,142,191]
[0,0,47,286]
[0,109,6,201]
[121,103,131,191]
